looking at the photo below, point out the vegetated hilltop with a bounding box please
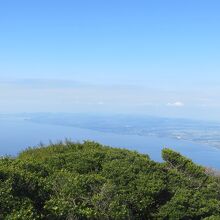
[0,141,220,219]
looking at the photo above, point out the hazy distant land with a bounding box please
[2,113,220,149]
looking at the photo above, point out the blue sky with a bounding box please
[0,0,220,120]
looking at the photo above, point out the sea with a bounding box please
[1,117,220,169]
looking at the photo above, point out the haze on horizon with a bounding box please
[0,0,220,121]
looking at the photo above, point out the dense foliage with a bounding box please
[0,141,220,219]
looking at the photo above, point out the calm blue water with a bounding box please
[1,118,220,169]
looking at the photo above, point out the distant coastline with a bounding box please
[16,112,220,149]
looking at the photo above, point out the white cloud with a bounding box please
[167,101,185,107]
[97,101,104,105]
[0,78,82,89]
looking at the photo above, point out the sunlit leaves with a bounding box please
[0,141,220,219]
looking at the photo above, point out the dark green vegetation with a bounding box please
[0,141,220,219]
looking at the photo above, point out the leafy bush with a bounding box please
[0,141,219,219]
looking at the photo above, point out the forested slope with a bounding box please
[0,141,220,219]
